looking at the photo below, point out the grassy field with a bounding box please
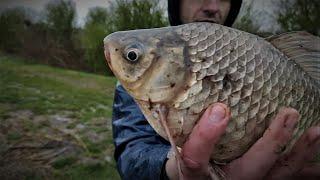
[0,55,120,179]
[1,54,319,179]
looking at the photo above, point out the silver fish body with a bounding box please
[104,22,320,162]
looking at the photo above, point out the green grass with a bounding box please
[54,162,119,180]
[7,131,22,141]
[0,103,12,119]
[0,55,120,179]
[0,55,116,120]
[52,156,78,169]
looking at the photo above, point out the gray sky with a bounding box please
[0,0,113,26]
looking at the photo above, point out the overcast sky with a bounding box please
[0,0,113,26]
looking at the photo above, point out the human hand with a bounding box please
[165,104,320,180]
[165,103,230,180]
[224,107,320,180]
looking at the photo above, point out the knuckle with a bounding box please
[274,143,287,154]
[266,128,291,147]
[197,128,216,142]
[182,156,203,171]
[267,124,293,144]
[268,112,300,144]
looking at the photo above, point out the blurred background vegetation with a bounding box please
[0,0,318,75]
[277,0,319,35]
[0,0,319,179]
[0,0,168,75]
[234,0,319,37]
[0,0,168,179]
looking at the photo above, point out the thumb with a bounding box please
[182,103,230,173]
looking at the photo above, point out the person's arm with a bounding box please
[112,83,171,180]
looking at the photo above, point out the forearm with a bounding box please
[116,138,170,180]
[112,83,171,179]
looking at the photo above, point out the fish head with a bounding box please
[104,27,190,103]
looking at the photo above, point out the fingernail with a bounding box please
[314,127,320,142]
[284,115,298,130]
[306,127,320,146]
[208,105,226,123]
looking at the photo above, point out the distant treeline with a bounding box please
[0,0,168,75]
[0,0,318,76]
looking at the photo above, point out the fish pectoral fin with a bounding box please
[266,31,320,82]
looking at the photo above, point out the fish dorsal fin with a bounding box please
[266,31,320,81]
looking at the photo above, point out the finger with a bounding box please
[265,126,320,179]
[225,108,299,180]
[295,163,320,179]
[181,103,230,176]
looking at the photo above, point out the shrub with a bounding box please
[277,0,320,35]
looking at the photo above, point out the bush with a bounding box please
[277,0,320,36]
[40,0,86,70]
[80,7,113,74]
[0,0,169,75]
[111,0,168,31]
[44,0,76,45]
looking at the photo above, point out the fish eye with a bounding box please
[123,43,144,63]
[124,46,142,63]
[126,49,139,62]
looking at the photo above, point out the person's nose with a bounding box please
[202,0,220,16]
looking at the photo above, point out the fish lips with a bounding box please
[104,44,114,72]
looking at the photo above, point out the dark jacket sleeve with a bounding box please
[112,83,171,180]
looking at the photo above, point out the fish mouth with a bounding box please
[104,44,113,71]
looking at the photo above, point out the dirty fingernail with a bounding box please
[208,105,226,123]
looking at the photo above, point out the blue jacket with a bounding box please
[112,83,171,180]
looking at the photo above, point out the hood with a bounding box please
[167,0,243,27]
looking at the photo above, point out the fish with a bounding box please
[103,22,320,163]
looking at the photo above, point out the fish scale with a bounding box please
[177,23,320,161]
[104,22,320,162]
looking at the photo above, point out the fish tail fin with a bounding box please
[266,31,320,83]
